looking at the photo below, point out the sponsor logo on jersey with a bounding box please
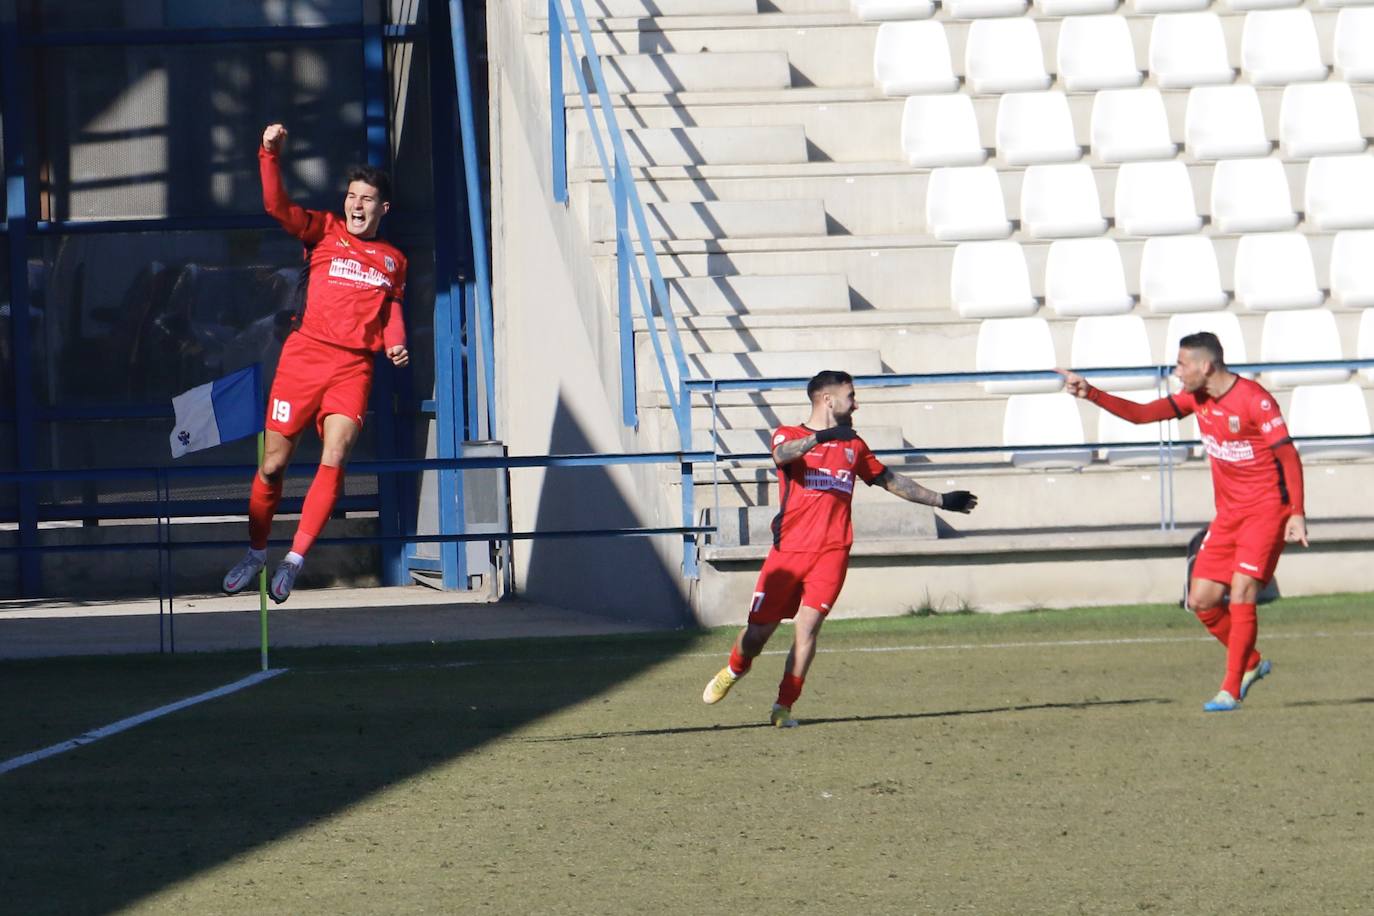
[328,257,392,289]
[1201,434,1255,463]
[803,468,855,495]
[1229,416,1241,434]
[1239,561,1260,572]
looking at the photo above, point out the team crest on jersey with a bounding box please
[1228,416,1241,434]
[1260,398,1271,410]
[845,447,855,463]
[384,255,396,272]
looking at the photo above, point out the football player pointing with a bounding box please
[702,370,978,727]
[1059,332,1307,712]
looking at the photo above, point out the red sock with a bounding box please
[249,474,283,550]
[776,673,804,708]
[1222,602,1258,698]
[1196,605,1262,673]
[290,464,343,557]
[728,645,753,677]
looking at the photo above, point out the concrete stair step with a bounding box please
[591,198,828,241]
[684,347,884,380]
[693,422,905,454]
[569,51,793,93]
[706,500,938,548]
[570,124,809,168]
[527,0,759,18]
[663,273,851,316]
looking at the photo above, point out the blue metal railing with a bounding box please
[547,0,692,444]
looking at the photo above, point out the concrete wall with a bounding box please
[486,2,691,627]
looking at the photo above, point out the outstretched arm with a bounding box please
[771,425,857,466]
[1057,369,1182,424]
[873,470,978,513]
[259,123,326,244]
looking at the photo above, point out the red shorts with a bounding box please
[266,333,374,439]
[748,547,851,625]
[1192,507,1290,586]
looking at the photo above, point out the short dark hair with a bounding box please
[807,370,854,402]
[346,165,392,203]
[1179,331,1224,365]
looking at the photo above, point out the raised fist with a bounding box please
[262,123,288,153]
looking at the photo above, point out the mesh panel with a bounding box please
[22,0,365,29]
[40,42,365,220]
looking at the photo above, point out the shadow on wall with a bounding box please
[521,395,691,628]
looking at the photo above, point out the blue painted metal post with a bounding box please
[548,0,568,204]
[681,458,698,579]
[615,167,636,429]
[0,6,40,594]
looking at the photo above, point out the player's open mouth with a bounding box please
[349,213,367,226]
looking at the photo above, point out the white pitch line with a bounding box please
[0,668,289,777]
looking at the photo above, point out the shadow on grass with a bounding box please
[1282,697,1374,708]
[520,697,1174,743]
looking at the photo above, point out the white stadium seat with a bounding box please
[945,0,1029,17]
[1070,314,1156,390]
[1045,238,1134,316]
[1140,236,1229,313]
[1234,232,1323,310]
[1329,230,1374,308]
[1287,383,1374,459]
[965,18,1051,94]
[1114,161,1202,236]
[996,91,1081,166]
[1003,393,1094,469]
[1164,310,1248,364]
[1240,9,1327,85]
[1360,309,1374,380]
[1184,86,1270,160]
[1223,0,1301,10]
[951,241,1039,318]
[901,95,987,166]
[1021,163,1107,238]
[1058,16,1143,92]
[1259,309,1351,387]
[1279,83,1367,159]
[1304,156,1374,231]
[1210,158,1298,234]
[1097,389,1190,465]
[874,22,958,95]
[1149,14,1235,89]
[1091,88,1176,162]
[852,0,937,20]
[1036,0,1119,13]
[1132,0,1208,11]
[976,317,1061,394]
[1334,9,1374,82]
[926,166,1012,240]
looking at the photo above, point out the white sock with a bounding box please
[284,551,305,568]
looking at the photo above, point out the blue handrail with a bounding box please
[547,0,692,445]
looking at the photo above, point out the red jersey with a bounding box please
[259,147,407,353]
[769,425,887,552]
[1168,378,1295,514]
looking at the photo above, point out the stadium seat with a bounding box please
[965,19,1051,94]
[1184,86,1270,160]
[996,92,1081,166]
[1149,13,1235,89]
[1360,308,1374,381]
[1329,230,1374,308]
[901,95,987,166]
[1223,0,1301,9]
[874,22,958,95]
[950,241,1039,318]
[1287,383,1374,459]
[945,0,1029,16]
[1210,159,1298,234]
[1304,156,1374,231]
[1334,9,1374,82]
[1057,16,1143,92]
[1090,88,1176,162]
[1132,0,1208,11]
[852,0,937,20]
[1021,163,1107,238]
[927,167,1012,240]
[1096,389,1190,465]
[1139,236,1230,313]
[1163,310,1247,364]
[1279,83,1367,159]
[1003,393,1094,468]
[1045,238,1134,315]
[1036,0,1119,13]
[1259,309,1351,387]
[1233,232,1323,310]
[976,316,1061,394]
[1240,9,1327,85]
[1070,314,1156,390]
[1114,161,1202,236]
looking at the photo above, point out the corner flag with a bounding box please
[169,365,262,458]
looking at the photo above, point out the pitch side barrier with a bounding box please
[684,359,1374,537]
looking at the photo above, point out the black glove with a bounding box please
[940,490,977,513]
[814,425,859,444]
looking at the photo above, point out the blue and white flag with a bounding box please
[169,365,262,458]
